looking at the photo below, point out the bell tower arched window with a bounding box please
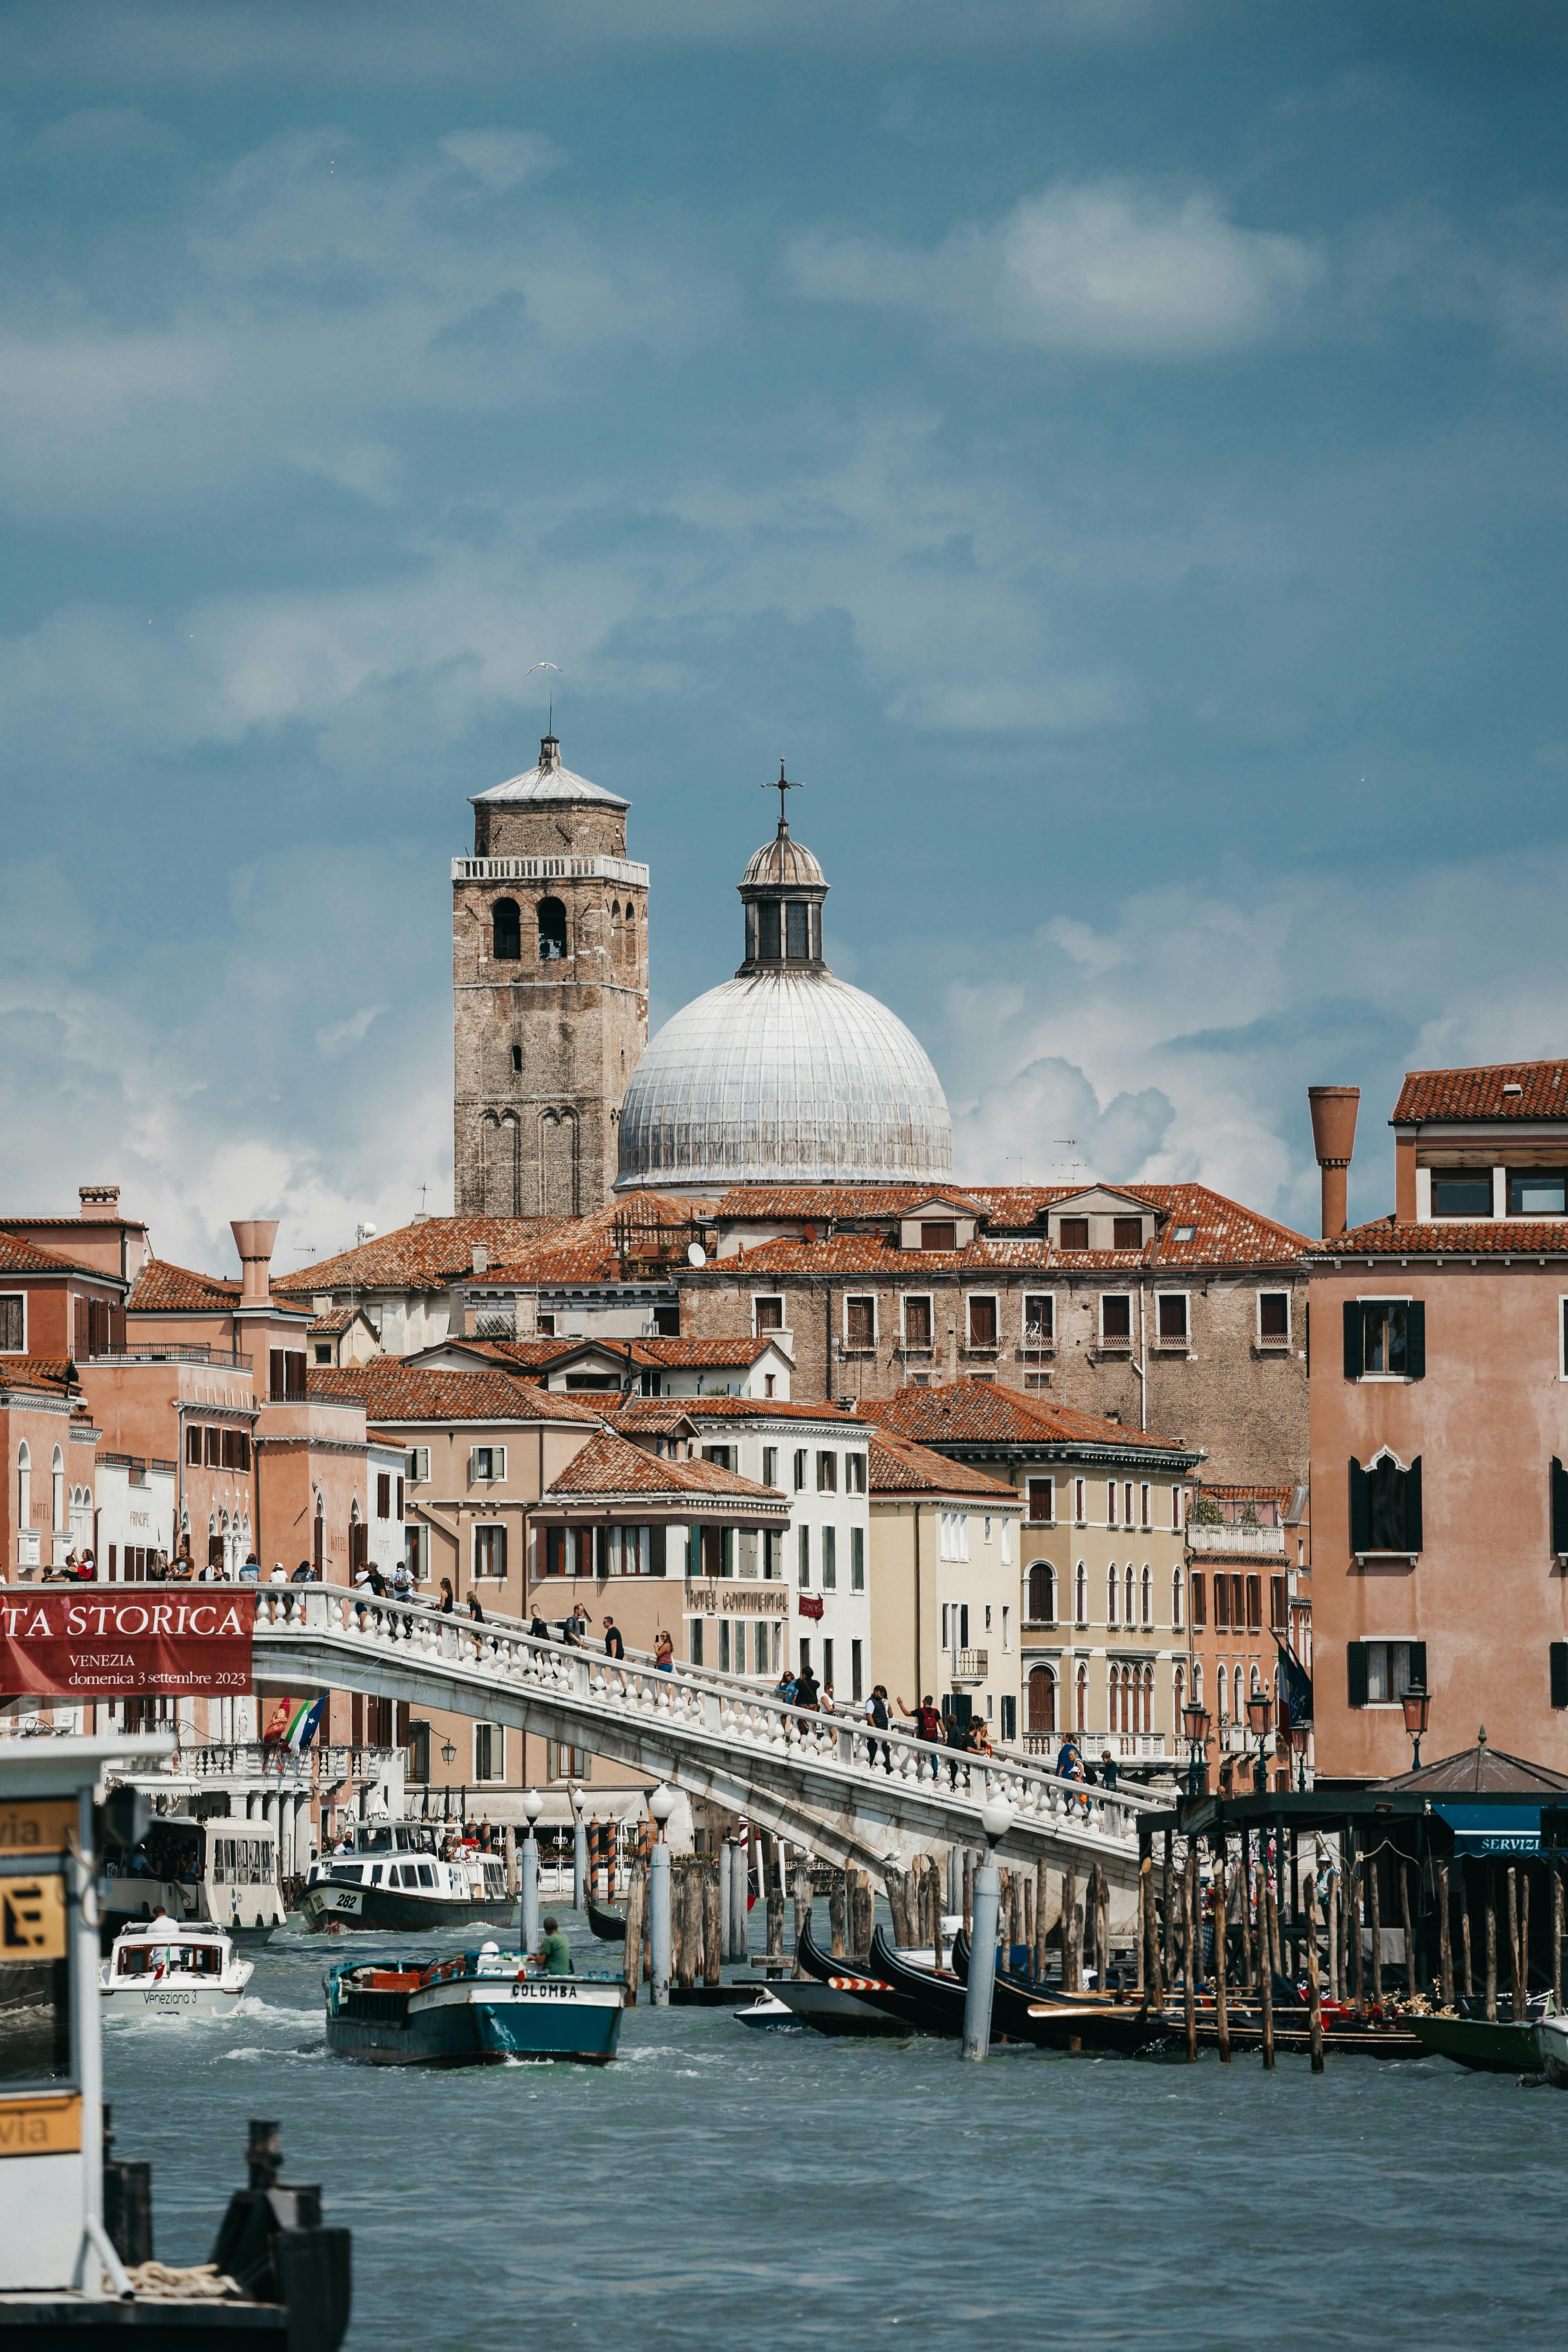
[537,898,568,961]
[491,899,521,960]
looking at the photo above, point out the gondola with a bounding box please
[951,1932,1178,2056]
[587,1898,627,1943]
[795,1918,944,2036]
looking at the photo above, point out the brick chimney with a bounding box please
[1307,1087,1359,1240]
[230,1220,281,1309]
[80,1185,120,1220]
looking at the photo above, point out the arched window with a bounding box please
[1249,1662,1262,1698]
[51,1445,64,1533]
[491,898,521,960]
[1172,1566,1184,1630]
[1217,1664,1230,1723]
[1122,1664,1133,1733]
[1107,1564,1118,1625]
[1027,1561,1056,1625]
[1027,1664,1056,1739]
[1141,1566,1152,1626]
[1076,1662,1088,1733]
[1074,1562,1087,1625]
[1142,1666,1154,1734]
[511,1044,523,1074]
[537,897,568,960]
[17,1441,30,1532]
[611,900,621,925]
[1173,1659,1186,1728]
[1124,1564,1135,1626]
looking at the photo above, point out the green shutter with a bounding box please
[1404,1457,1423,1552]
[1407,1640,1426,1692]
[1347,1644,1368,1708]
[1343,1301,1362,1380]
[1406,1298,1426,1379]
[1553,1459,1568,1557]
[1552,1644,1568,1710]
[1349,1458,1370,1553]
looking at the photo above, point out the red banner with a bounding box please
[0,1590,255,1701]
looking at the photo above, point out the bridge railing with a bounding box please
[254,1585,1167,1853]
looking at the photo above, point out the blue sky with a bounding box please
[3,0,1566,1275]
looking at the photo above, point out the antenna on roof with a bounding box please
[764,757,802,833]
[1054,1138,1083,1181]
[527,661,563,736]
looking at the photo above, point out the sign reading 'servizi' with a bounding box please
[0,1592,255,1700]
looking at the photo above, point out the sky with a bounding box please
[3,0,1567,1278]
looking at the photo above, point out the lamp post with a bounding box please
[1245,1688,1273,1797]
[648,1784,675,2007]
[1182,1699,1212,1804]
[1289,1719,1310,1792]
[570,1781,588,1913]
[519,1786,543,1954]
[1400,1684,1430,1773]
[960,1790,1013,2062]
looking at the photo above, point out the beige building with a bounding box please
[875,1383,1200,1774]
[867,1428,1024,1741]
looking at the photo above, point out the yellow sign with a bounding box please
[0,1800,74,1857]
[0,1876,67,1960]
[0,2095,82,2158]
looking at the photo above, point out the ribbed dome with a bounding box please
[741,830,824,887]
[615,970,953,1193]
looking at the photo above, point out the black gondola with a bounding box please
[950,1932,1178,2056]
[795,1919,944,2036]
[587,1898,627,1942]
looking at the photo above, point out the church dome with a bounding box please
[615,803,951,1194]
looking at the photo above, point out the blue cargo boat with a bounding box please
[325,1941,624,2065]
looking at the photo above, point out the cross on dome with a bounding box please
[763,758,802,833]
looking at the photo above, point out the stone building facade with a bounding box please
[453,734,648,1219]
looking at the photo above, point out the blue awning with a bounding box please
[1430,1802,1541,1856]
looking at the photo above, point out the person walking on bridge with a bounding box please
[603,1615,624,1660]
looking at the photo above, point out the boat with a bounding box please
[791,1917,940,2036]
[1408,2005,1542,2075]
[324,1941,622,2064]
[951,1932,1178,2056]
[733,1991,798,2029]
[1163,1997,1428,2061]
[1534,2007,1568,2086]
[763,1973,915,2038]
[587,1897,628,1942]
[100,1915,254,2017]
[100,1814,285,1946]
[301,1820,513,1933]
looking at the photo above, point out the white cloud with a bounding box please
[791,179,1323,358]
[439,128,564,191]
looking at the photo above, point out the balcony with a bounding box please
[89,1346,252,1370]
[1185,1520,1286,1555]
[1152,1332,1191,1354]
[949,1647,988,1686]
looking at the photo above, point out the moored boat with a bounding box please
[325,1941,622,2064]
[765,1973,915,2038]
[587,1898,628,1942]
[100,1915,254,2017]
[951,1931,1178,2056]
[1408,2007,1541,2074]
[1534,2007,1568,2085]
[302,1820,512,1933]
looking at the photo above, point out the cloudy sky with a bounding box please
[3,0,1565,1278]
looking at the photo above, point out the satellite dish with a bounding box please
[687,1242,707,1268]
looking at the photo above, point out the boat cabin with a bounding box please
[100,1814,284,1941]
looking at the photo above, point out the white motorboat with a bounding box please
[100,1915,254,2016]
[1534,2004,1568,2086]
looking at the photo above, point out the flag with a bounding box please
[261,1697,292,1746]
[1276,1638,1313,1728]
[285,1697,326,1753]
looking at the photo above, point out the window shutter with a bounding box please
[1553,1459,1568,1557]
[74,1296,89,1358]
[1408,1640,1427,1692]
[1347,1643,1368,1708]
[1552,1644,1568,1710]
[1404,1457,1423,1552]
[1343,1301,1361,1379]
[1349,1458,1370,1553]
[1406,1299,1426,1380]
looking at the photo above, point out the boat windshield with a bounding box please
[118,1942,223,1977]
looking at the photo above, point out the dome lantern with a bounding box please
[738,762,827,974]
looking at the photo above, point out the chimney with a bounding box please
[1308,1087,1360,1240]
[230,1219,281,1309]
[80,1185,120,1221]
[472,1245,488,1276]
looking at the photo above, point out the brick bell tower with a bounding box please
[453,733,649,1216]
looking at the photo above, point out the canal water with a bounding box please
[103,1908,1557,2352]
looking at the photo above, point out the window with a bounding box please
[902,1295,933,1347]
[1430,1167,1493,1217]
[1258,1291,1290,1340]
[1107,1564,1118,1625]
[1347,1641,1426,1706]
[851,1527,865,1590]
[1156,1294,1188,1339]
[816,1451,837,1494]
[939,1512,970,1563]
[1113,1216,1143,1249]
[1172,1567,1184,1630]
[846,1296,875,1348]
[473,1526,506,1579]
[1190,1571,1206,1628]
[222,1430,250,1472]
[205,1427,222,1468]
[406,1525,429,1583]
[690,1620,704,1666]
[406,1447,430,1484]
[1350,1452,1422,1553]
[1076,1664,1088,1732]
[1074,1563,1087,1624]
[702,1445,736,1472]
[1141,1566,1152,1626]
[377,1473,392,1517]
[470,1446,506,1482]
[1001,1517,1013,1564]
[920,1222,957,1252]
[798,1526,811,1587]
[1027,1562,1056,1624]
[187,1425,202,1466]
[758,902,781,960]
[1344,1299,1424,1379]
[967,1295,998,1348]
[1510,1169,1568,1216]
[846,1451,867,1495]
[1074,1478,1085,1524]
[1171,1485,1183,1533]
[547,1742,590,1781]
[491,898,521,960]
[1027,1477,1054,1524]
[397,1476,404,1519]
[1140,1483,1151,1529]
[537,897,568,959]
[1124,1481,1134,1526]
[1270,1575,1287,1632]
[786,902,811,960]
[1124,1564,1135,1624]
[718,1621,731,1673]
[314,1343,332,1364]
[0,1295,22,1351]
[1100,1294,1132,1340]
[822,1527,837,1590]
[511,1044,523,1073]
[268,1349,306,1401]
[474,1723,505,1781]
[1107,1481,1118,1527]
[762,1446,778,1488]
[1023,1293,1053,1345]
[793,1450,807,1492]
[1059,1217,1089,1250]
[1245,1574,1261,1632]
[755,1296,784,1332]
[1027,1664,1056,1737]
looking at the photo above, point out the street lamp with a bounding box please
[1400,1684,1430,1771]
[648,1782,675,1844]
[1245,1687,1273,1795]
[440,1737,456,1766]
[521,1788,543,1828]
[1182,1699,1212,1802]
[979,1790,1014,1851]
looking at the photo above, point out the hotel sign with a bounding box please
[685,1584,789,1617]
[0,1592,255,1701]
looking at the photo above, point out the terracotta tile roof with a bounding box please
[875,1381,1195,1460]
[866,1427,1020,1500]
[612,1395,865,1430]
[1191,1483,1295,1504]
[308,1306,374,1335]
[0,1230,119,1281]
[127,1260,311,1318]
[543,1427,784,1504]
[0,1213,147,1233]
[638,1337,779,1367]
[308,1364,603,1425]
[710,1185,991,1221]
[0,1356,80,1398]
[1322,1216,1568,1257]
[1392,1060,1568,1125]
[406,1338,563,1372]
[272,1216,582,1296]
